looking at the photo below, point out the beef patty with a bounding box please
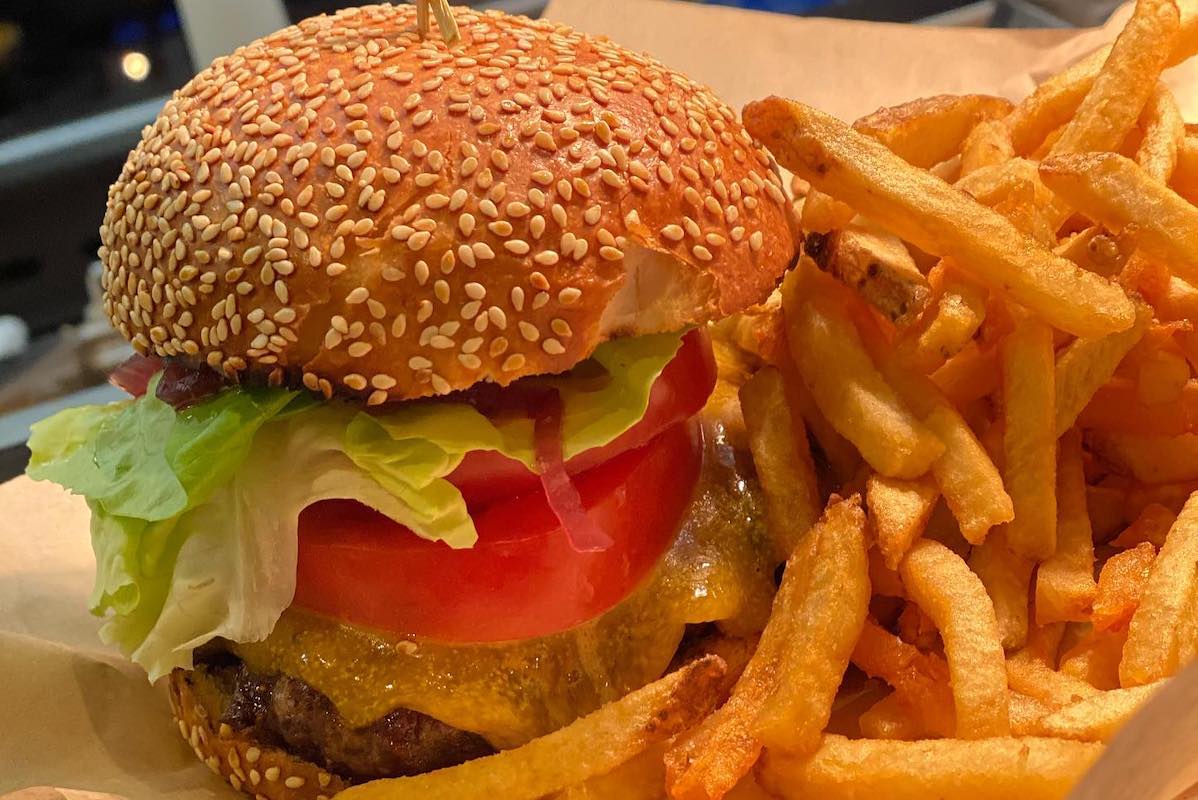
[192,649,494,781]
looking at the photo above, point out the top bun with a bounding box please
[100,4,798,403]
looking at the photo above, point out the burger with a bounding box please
[26,3,797,795]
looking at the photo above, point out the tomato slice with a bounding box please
[447,328,716,509]
[295,421,702,642]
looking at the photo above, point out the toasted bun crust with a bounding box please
[100,4,797,402]
[169,668,349,799]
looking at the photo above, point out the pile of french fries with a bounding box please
[339,2,1198,798]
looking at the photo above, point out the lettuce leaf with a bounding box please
[26,331,685,678]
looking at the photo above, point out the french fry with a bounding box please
[740,367,821,560]
[557,744,670,800]
[1172,134,1198,204]
[801,188,855,234]
[897,598,942,651]
[777,341,861,485]
[1048,0,1179,158]
[781,268,944,479]
[755,497,870,753]
[931,342,1000,408]
[900,540,1010,737]
[1006,46,1113,156]
[1053,226,1132,278]
[1136,83,1185,182]
[1077,379,1198,436]
[1034,682,1165,742]
[757,735,1103,800]
[1093,543,1157,633]
[955,157,1041,206]
[1040,152,1198,287]
[895,262,988,374]
[1008,691,1056,737]
[960,118,1016,177]
[868,547,907,598]
[1089,431,1198,483]
[867,473,939,570]
[1006,650,1100,709]
[1035,431,1097,625]
[1111,503,1177,548]
[1054,302,1152,436]
[1088,483,1130,542]
[850,618,955,737]
[1121,491,1198,685]
[969,530,1035,650]
[853,94,1013,169]
[743,97,1135,338]
[340,656,726,800]
[1001,315,1058,561]
[665,534,818,800]
[802,225,931,327]
[857,692,927,740]
[1059,628,1126,691]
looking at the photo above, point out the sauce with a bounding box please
[233,411,773,748]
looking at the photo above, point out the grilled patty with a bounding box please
[193,650,494,781]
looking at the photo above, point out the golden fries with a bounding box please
[743,98,1135,338]
[867,473,938,570]
[895,262,988,373]
[740,367,821,560]
[960,119,1015,177]
[1035,431,1097,624]
[800,188,855,234]
[1136,83,1185,182]
[755,497,870,752]
[851,618,955,737]
[900,540,1009,737]
[1034,682,1165,742]
[1049,0,1178,158]
[969,530,1035,650]
[1000,315,1058,560]
[853,94,1013,170]
[802,224,931,326]
[341,656,726,800]
[758,735,1103,800]
[1054,302,1152,436]
[781,269,944,479]
[1040,152,1198,287]
[1121,491,1198,685]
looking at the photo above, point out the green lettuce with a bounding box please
[26,331,685,679]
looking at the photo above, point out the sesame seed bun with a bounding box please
[100,4,797,403]
[168,668,349,799]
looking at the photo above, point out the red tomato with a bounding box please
[447,328,716,509]
[295,421,702,642]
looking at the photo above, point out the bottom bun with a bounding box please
[168,669,348,799]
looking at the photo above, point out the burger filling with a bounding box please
[27,328,776,778]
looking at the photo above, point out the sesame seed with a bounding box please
[599,245,624,261]
[285,777,306,789]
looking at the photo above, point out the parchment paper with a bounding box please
[4,0,1198,795]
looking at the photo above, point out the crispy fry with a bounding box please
[895,262,988,374]
[665,535,818,800]
[1121,491,1198,685]
[1089,431,1198,483]
[1111,503,1177,548]
[900,540,1010,737]
[740,367,821,560]
[801,188,855,234]
[961,119,1016,177]
[930,342,1000,408]
[1001,315,1058,560]
[853,94,1013,169]
[851,618,955,737]
[743,97,1135,338]
[1053,226,1133,278]
[955,157,1041,206]
[1034,682,1165,742]
[1035,431,1097,625]
[1041,152,1198,287]
[755,498,870,752]
[782,268,944,479]
[1077,379,1198,436]
[857,692,926,740]
[1006,650,1100,709]
[1006,46,1113,156]
[1092,543,1157,632]
[969,529,1034,650]
[1172,134,1198,204]
[1009,691,1056,737]
[1049,0,1179,158]
[867,473,939,570]
[1088,483,1129,542]
[757,735,1103,800]
[1059,628,1126,690]
[341,656,726,800]
[1137,83,1185,181]
[777,339,861,485]
[802,225,931,327]
[1054,302,1152,436]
